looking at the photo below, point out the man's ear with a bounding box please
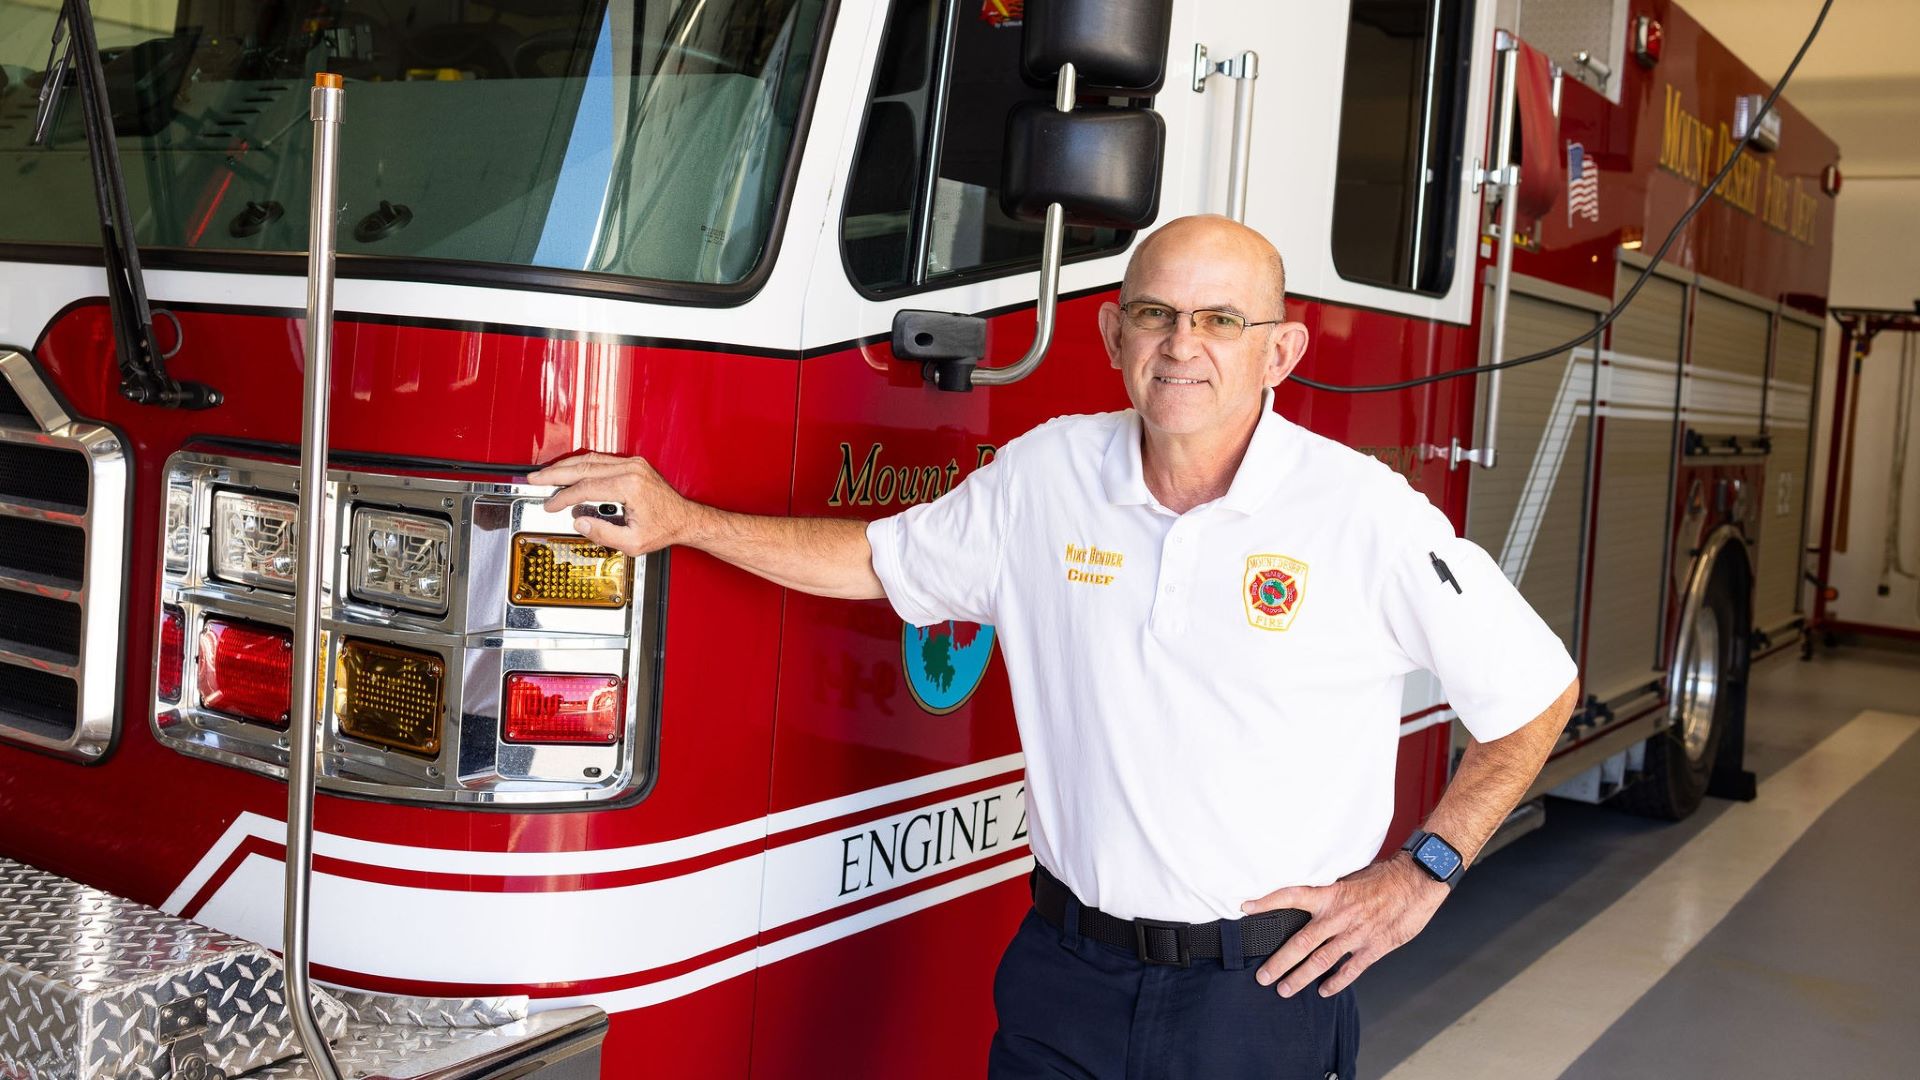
[1098,302,1125,369]
[1268,321,1311,387]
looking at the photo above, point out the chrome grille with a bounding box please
[0,516,85,588]
[0,350,127,761]
[0,442,90,510]
[0,666,76,742]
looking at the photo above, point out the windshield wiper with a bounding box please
[32,0,221,410]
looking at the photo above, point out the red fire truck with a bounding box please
[0,0,1837,1076]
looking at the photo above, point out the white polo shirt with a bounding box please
[866,394,1577,921]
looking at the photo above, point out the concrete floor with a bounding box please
[1356,639,1920,1079]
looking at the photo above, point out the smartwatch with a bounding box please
[1400,830,1465,889]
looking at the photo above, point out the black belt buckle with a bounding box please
[1132,918,1192,967]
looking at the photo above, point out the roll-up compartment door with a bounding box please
[1585,267,1685,701]
[1686,292,1770,437]
[1466,291,1598,652]
[1754,318,1821,633]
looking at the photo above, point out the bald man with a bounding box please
[534,216,1580,1078]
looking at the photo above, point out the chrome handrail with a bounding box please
[1223,51,1259,223]
[1191,46,1260,223]
[1466,30,1522,471]
[285,70,346,1080]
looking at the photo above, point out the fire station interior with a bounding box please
[0,0,1918,1078]
[1359,2,1920,1077]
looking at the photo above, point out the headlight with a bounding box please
[164,482,194,574]
[352,508,451,614]
[210,490,297,590]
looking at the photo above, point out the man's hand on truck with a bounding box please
[531,452,888,601]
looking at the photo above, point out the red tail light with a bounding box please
[503,673,623,745]
[197,618,293,727]
[158,606,186,702]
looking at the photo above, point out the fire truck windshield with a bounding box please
[0,0,828,287]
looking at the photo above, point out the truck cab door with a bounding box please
[781,0,1159,809]
[748,1,1167,1073]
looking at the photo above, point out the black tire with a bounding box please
[1617,556,1748,820]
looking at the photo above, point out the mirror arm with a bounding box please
[971,62,1077,389]
[971,201,1065,387]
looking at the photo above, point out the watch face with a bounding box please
[1415,835,1462,880]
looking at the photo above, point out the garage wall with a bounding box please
[1813,178,1920,635]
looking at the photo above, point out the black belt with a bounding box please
[1031,865,1311,967]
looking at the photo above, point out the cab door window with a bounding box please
[842,0,1126,295]
[1331,0,1473,294]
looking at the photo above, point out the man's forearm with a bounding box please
[1417,678,1581,866]
[529,453,889,602]
[682,505,886,600]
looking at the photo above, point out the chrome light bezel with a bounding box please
[152,450,661,807]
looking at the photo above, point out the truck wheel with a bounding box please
[1618,557,1745,820]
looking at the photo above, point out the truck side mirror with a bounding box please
[1023,0,1174,95]
[1000,106,1164,230]
[897,0,1172,393]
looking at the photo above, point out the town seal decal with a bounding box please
[904,621,997,714]
[1243,554,1308,631]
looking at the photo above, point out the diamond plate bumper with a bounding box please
[250,1008,606,1080]
[0,857,345,1080]
[0,859,605,1080]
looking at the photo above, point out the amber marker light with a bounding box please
[510,534,630,608]
[334,639,445,757]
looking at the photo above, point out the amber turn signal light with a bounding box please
[334,639,445,757]
[510,534,630,608]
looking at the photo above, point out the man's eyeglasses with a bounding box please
[1118,301,1282,341]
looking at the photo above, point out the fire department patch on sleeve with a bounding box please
[1243,554,1309,631]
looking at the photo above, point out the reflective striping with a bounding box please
[1682,363,1767,425]
[166,708,1449,912]
[185,778,1035,987]
[169,707,1454,995]
[765,752,1025,836]
[195,850,770,986]
[538,856,1036,1015]
[163,753,1030,906]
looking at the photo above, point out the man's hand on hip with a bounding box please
[1241,854,1447,997]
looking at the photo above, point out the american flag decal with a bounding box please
[1567,142,1600,223]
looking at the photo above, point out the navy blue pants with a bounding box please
[987,907,1360,1080]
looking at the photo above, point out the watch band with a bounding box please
[1401,830,1465,889]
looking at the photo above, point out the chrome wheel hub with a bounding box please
[1678,604,1721,763]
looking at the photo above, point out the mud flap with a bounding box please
[1706,662,1758,802]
